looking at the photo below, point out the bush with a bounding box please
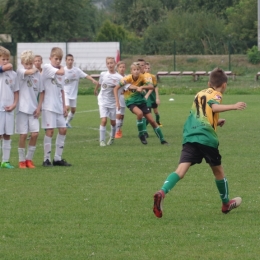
[247,46,260,64]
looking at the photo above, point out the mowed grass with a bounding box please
[0,94,260,260]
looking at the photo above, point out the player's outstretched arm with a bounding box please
[212,102,246,113]
[55,66,65,76]
[86,75,98,85]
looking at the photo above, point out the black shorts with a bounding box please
[151,103,158,109]
[179,142,222,166]
[127,103,151,115]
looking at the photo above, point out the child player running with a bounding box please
[40,47,71,167]
[153,68,246,218]
[0,46,18,169]
[64,54,98,128]
[94,57,123,146]
[15,50,43,168]
[144,61,162,126]
[115,61,126,138]
[113,62,168,145]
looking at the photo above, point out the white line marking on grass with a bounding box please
[76,109,99,114]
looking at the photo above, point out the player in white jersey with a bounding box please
[115,61,126,139]
[94,57,123,146]
[15,50,43,169]
[0,46,18,169]
[64,54,98,128]
[40,47,71,167]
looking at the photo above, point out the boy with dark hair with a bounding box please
[153,68,247,218]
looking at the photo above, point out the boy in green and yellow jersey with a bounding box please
[113,62,168,145]
[153,67,247,218]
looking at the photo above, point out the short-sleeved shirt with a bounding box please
[64,66,87,99]
[0,70,18,113]
[98,71,122,108]
[16,68,42,115]
[182,87,222,148]
[119,73,152,107]
[42,64,65,114]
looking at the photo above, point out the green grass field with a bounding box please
[0,94,259,260]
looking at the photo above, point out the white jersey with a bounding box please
[0,70,18,113]
[16,68,43,114]
[42,64,65,114]
[98,71,122,108]
[64,66,87,99]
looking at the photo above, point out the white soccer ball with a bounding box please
[169,98,174,101]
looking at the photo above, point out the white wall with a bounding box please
[17,42,120,71]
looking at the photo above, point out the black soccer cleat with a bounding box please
[53,159,72,166]
[161,140,169,145]
[139,134,148,145]
[42,159,53,167]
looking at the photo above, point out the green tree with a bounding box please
[96,20,127,41]
[3,0,99,42]
[225,0,257,52]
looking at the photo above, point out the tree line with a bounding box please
[0,0,257,55]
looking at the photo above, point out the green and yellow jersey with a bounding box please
[119,73,152,107]
[182,87,223,148]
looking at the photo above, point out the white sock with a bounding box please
[116,119,121,132]
[111,125,116,138]
[2,139,11,162]
[26,146,36,161]
[18,148,26,162]
[100,125,106,142]
[44,135,52,161]
[66,112,74,123]
[54,134,66,161]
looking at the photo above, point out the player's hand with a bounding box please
[4,105,15,112]
[33,68,38,74]
[234,102,246,110]
[94,89,98,96]
[218,119,225,127]
[144,95,149,100]
[33,109,40,118]
[156,98,160,105]
[63,108,68,117]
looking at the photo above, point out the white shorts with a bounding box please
[116,107,126,115]
[15,112,39,134]
[99,105,116,120]
[65,97,77,108]
[116,95,126,115]
[0,111,14,135]
[41,110,66,129]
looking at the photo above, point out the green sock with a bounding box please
[215,178,229,204]
[155,113,160,122]
[142,117,147,132]
[161,172,180,194]
[153,127,164,141]
[137,119,144,136]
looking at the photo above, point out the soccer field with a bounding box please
[0,94,259,259]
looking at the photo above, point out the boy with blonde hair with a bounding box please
[40,47,71,166]
[94,57,123,146]
[0,46,18,168]
[15,50,42,168]
[64,54,98,128]
[114,62,168,145]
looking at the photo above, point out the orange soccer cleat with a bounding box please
[19,161,27,169]
[26,160,35,168]
[115,129,122,139]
